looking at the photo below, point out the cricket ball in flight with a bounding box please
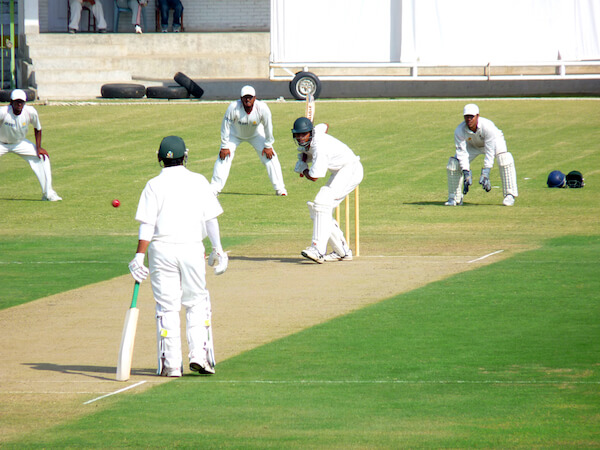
[112,199,121,208]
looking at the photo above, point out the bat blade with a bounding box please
[305,93,315,122]
[116,282,140,381]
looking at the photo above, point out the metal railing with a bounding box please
[270,60,600,82]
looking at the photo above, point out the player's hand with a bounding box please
[479,168,491,192]
[303,169,317,182]
[128,253,149,283]
[294,160,308,174]
[463,170,472,195]
[208,249,228,274]
[219,148,230,160]
[262,148,274,159]
[37,148,49,160]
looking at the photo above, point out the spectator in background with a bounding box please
[69,0,108,33]
[116,0,148,33]
[158,0,184,32]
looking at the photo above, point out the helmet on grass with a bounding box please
[547,170,566,188]
[566,170,584,188]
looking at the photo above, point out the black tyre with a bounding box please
[174,72,204,98]
[289,71,322,100]
[0,88,37,102]
[100,83,146,99]
[146,85,190,99]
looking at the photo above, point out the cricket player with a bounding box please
[0,89,62,201]
[210,85,287,196]
[128,136,228,377]
[291,117,363,263]
[446,104,518,206]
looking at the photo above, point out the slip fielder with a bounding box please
[0,89,62,201]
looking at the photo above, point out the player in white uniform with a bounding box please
[445,104,518,207]
[128,136,228,377]
[291,117,363,263]
[210,85,287,196]
[0,89,62,201]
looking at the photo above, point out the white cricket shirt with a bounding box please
[303,124,360,179]
[0,105,41,144]
[454,117,505,170]
[135,166,223,244]
[221,99,274,148]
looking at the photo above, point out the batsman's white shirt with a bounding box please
[301,124,360,179]
[135,166,223,244]
[221,99,274,148]
[0,105,41,144]
[454,117,507,171]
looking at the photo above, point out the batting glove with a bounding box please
[294,160,308,174]
[128,253,149,283]
[214,252,228,275]
[463,170,472,195]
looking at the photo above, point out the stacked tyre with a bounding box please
[100,73,204,100]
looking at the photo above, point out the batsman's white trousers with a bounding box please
[148,241,211,372]
[0,139,59,198]
[210,134,286,193]
[312,160,363,254]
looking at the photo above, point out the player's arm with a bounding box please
[302,168,318,181]
[219,105,235,159]
[33,128,49,160]
[261,103,275,159]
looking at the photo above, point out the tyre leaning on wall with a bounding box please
[289,71,322,100]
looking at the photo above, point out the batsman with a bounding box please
[292,118,363,263]
[445,104,518,206]
[128,136,228,377]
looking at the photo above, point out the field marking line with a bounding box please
[468,250,504,263]
[82,381,147,405]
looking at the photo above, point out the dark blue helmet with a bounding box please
[547,170,566,188]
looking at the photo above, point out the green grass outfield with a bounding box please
[1,99,599,446]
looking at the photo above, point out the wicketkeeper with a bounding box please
[292,117,363,263]
[445,104,518,206]
[128,136,228,377]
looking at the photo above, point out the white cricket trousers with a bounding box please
[148,241,211,372]
[210,134,286,193]
[0,139,59,199]
[312,159,364,254]
[68,0,108,30]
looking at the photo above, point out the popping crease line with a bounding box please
[206,379,600,385]
[82,381,147,404]
[467,250,504,263]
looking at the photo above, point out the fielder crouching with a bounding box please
[292,117,363,264]
[445,104,518,207]
[128,136,228,377]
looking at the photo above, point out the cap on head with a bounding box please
[463,103,479,116]
[240,85,256,98]
[10,89,27,102]
[158,135,187,160]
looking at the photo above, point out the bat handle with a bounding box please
[131,281,140,308]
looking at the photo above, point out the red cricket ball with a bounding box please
[112,199,121,208]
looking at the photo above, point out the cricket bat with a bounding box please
[305,93,315,122]
[116,281,140,381]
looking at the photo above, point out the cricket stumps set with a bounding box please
[335,186,360,257]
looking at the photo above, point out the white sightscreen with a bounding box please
[270,0,600,64]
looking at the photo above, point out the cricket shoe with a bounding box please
[301,246,324,264]
[323,249,353,262]
[160,366,182,378]
[190,359,215,375]
[276,189,288,196]
[444,198,462,206]
[42,192,62,202]
[135,25,143,34]
[503,194,515,206]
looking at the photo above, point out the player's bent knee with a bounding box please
[447,156,460,171]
